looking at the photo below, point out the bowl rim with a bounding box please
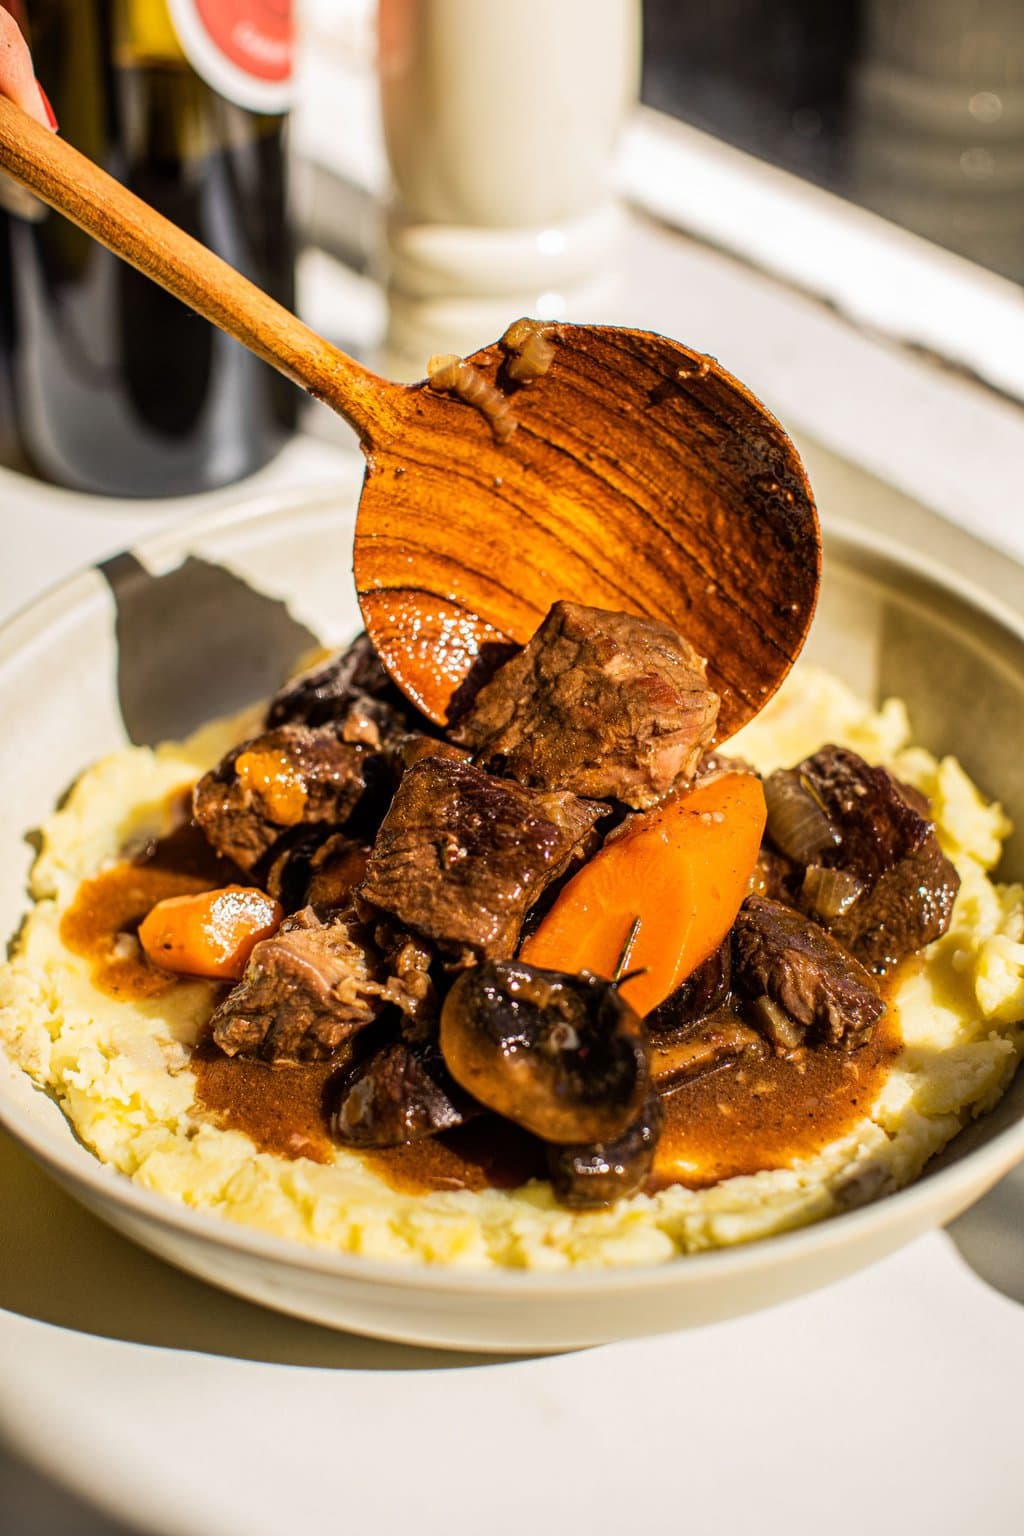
[1,485,1023,1298]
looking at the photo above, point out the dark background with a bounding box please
[642,0,1024,285]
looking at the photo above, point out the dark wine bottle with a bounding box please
[2,0,298,496]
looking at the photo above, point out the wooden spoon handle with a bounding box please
[0,99,392,441]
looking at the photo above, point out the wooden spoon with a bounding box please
[0,100,820,736]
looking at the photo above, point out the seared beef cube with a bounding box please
[358,756,604,959]
[732,896,885,1052]
[547,1091,663,1208]
[265,831,372,914]
[388,735,470,776]
[831,840,960,973]
[266,633,419,758]
[193,725,372,872]
[210,906,387,1062]
[306,836,371,910]
[452,601,720,809]
[266,633,401,729]
[646,940,732,1033]
[332,1040,478,1147]
[799,747,928,882]
[796,746,960,969]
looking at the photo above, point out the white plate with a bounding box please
[1,482,1023,1353]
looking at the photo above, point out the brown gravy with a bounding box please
[65,797,909,1196]
[60,861,214,1000]
[59,804,245,1001]
[191,1043,545,1189]
[193,1044,337,1164]
[649,1001,902,1190]
[189,974,906,1197]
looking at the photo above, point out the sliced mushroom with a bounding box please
[439,961,649,1145]
[546,1091,663,1208]
[649,1012,766,1089]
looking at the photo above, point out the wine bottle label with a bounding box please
[167,0,293,113]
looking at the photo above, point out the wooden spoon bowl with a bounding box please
[0,99,819,736]
[356,327,818,733]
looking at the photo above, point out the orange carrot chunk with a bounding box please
[519,771,767,1017]
[138,885,283,982]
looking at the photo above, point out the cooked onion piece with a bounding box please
[763,768,840,864]
[801,864,865,920]
[501,318,555,382]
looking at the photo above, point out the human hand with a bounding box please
[0,5,57,129]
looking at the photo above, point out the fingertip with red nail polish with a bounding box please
[37,81,57,131]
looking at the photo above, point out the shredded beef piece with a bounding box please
[732,896,885,1052]
[451,601,720,809]
[371,921,437,1033]
[210,906,387,1062]
[795,745,960,970]
[358,755,604,960]
[193,725,373,872]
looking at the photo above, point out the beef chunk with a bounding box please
[830,841,960,974]
[646,940,732,1033]
[264,831,372,914]
[732,896,885,1052]
[332,1040,479,1147]
[388,735,470,776]
[193,725,373,872]
[266,633,401,729]
[452,601,720,809]
[358,755,604,959]
[210,906,387,1062]
[265,634,420,761]
[796,746,960,970]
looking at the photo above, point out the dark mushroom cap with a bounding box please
[547,1091,664,1208]
[439,961,650,1145]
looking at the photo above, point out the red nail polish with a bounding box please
[37,83,58,131]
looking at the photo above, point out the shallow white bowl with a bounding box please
[1,483,1023,1353]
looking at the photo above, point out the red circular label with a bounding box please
[193,0,292,85]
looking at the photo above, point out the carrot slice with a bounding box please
[138,885,283,982]
[519,772,766,1017]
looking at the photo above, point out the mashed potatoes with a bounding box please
[2,668,1023,1270]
